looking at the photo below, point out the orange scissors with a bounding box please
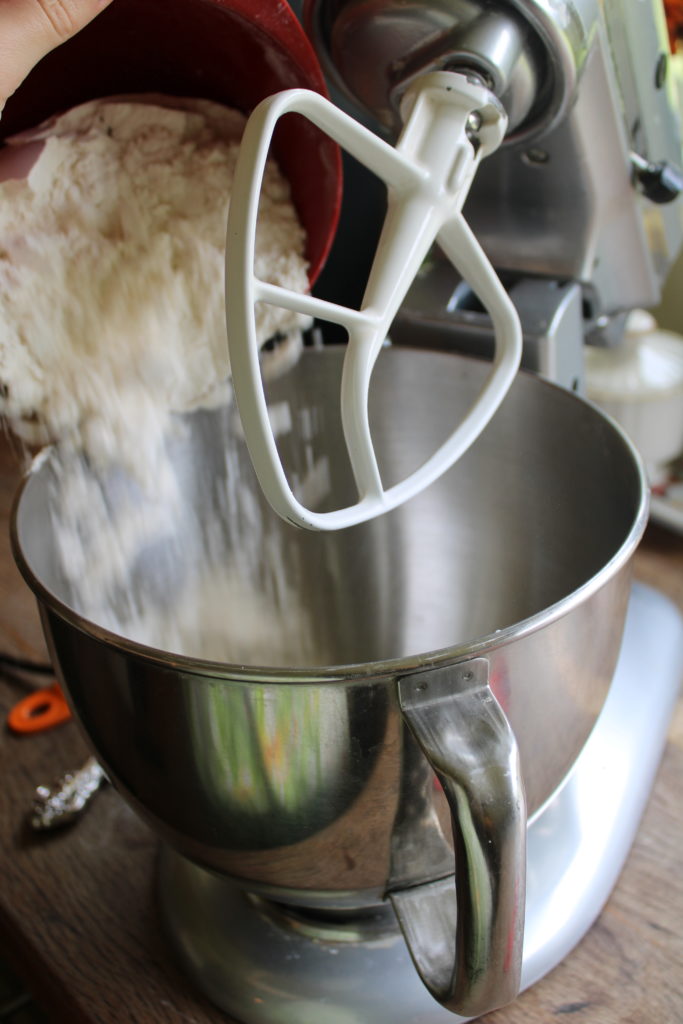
[7,681,72,734]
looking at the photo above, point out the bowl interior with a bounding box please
[14,347,645,671]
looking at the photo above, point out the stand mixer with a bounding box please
[6,1,683,1022]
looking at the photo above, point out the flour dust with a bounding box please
[1,97,318,666]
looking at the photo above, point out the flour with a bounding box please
[45,412,321,667]
[127,566,319,666]
[2,96,316,663]
[0,95,310,473]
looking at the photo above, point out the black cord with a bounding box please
[0,652,53,675]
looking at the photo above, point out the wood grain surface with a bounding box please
[0,438,681,1024]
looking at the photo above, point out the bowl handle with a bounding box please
[391,659,526,1018]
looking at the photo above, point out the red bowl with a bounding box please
[0,0,341,282]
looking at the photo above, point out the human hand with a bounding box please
[0,0,114,112]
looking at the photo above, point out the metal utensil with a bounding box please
[30,756,107,831]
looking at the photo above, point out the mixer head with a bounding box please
[304,0,579,142]
[306,0,683,342]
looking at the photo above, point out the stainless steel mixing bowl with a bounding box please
[12,345,647,1015]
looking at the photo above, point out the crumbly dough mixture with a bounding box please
[0,96,310,471]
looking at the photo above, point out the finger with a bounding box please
[0,0,114,110]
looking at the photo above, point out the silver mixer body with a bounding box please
[308,0,683,376]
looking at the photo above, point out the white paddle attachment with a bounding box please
[226,72,522,530]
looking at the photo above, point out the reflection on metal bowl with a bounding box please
[12,346,647,904]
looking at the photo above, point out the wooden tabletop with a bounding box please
[0,437,681,1024]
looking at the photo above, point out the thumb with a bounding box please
[0,0,114,111]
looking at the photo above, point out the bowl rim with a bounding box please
[10,359,650,686]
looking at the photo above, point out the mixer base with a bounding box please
[158,583,683,1023]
